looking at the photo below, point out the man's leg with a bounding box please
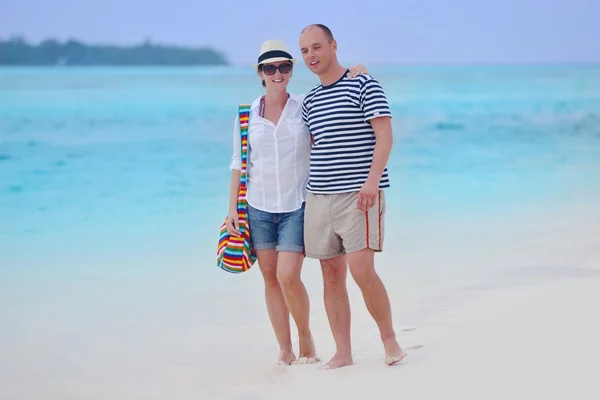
[320,254,353,369]
[338,190,406,364]
[346,248,405,364]
[303,193,351,369]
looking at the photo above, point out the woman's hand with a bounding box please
[348,64,369,77]
[226,212,241,236]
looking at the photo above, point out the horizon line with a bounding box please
[2,35,599,67]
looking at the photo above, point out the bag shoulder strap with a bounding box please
[237,104,251,203]
[238,103,251,173]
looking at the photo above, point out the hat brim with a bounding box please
[254,57,296,69]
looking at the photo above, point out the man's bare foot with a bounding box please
[298,334,319,359]
[277,349,296,366]
[319,353,353,370]
[383,338,406,366]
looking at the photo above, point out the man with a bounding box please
[299,23,406,370]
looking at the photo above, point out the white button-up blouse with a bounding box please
[229,94,311,213]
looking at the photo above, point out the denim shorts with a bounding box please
[247,203,305,253]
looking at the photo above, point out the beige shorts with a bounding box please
[304,190,386,259]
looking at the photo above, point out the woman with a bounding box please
[226,39,368,365]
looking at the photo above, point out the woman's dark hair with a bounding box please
[257,64,266,87]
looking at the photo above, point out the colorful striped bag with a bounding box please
[216,104,257,273]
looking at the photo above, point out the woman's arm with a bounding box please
[348,64,369,77]
[227,116,242,235]
[228,170,241,215]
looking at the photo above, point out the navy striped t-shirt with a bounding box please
[302,71,392,194]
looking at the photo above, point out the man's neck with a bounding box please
[320,64,348,87]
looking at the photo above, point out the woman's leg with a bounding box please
[275,203,318,361]
[277,252,317,360]
[248,204,295,364]
[257,249,295,364]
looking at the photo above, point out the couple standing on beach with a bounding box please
[225,24,406,370]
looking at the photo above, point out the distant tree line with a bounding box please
[0,36,229,66]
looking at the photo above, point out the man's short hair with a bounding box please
[302,24,334,43]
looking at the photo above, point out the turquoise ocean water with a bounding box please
[2,64,600,287]
[2,65,599,261]
[1,64,600,286]
[1,65,600,397]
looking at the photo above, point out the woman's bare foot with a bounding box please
[383,338,406,366]
[277,348,296,366]
[298,334,318,359]
[319,352,353,370]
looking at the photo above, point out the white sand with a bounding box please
[1,202,599,399]
[3,269,598,400]
[213,273,600,400]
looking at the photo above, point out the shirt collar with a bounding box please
[250,93,301,110]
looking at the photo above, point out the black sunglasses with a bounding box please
[260,63,293,75]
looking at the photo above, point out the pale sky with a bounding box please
[1,0,599,65]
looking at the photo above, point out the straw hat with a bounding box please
[254,39,295,68]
